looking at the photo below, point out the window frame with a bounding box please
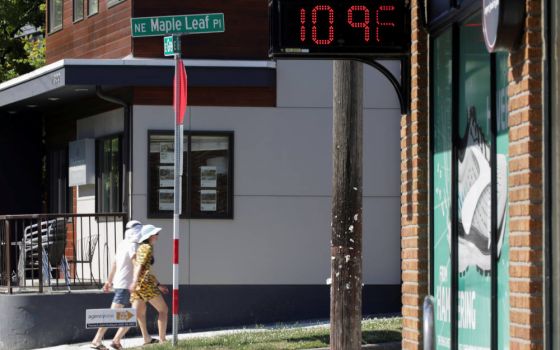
[95,134,123,213]
[147,130,234,219]
[48,0,63,33]
[73,0,84,22]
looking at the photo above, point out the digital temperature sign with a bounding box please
[269,0,409,57]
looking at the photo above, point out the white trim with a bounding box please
[0,58,276,91]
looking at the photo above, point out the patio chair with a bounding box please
[69,233,99,285]
[17,218,67,284]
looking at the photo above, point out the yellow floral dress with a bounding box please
[130,243,160,302]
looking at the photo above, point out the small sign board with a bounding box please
[482,0,525,53]
[131,13,225,37]
[164,35,181,56]
[86,308,137,329]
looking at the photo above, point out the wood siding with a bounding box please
[133,86,275,107]
[132,0,269,59]
[46,0,132,63]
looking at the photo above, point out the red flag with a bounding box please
[173,58,188,125]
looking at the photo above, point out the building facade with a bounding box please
[403,0,556,349]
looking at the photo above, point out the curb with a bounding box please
[308,341,401,350]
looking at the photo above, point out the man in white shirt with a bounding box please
[90,220,142,350]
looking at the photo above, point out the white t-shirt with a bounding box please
[112,239,138,289]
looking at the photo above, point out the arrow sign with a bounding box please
[85,308,137,329]
[131,13,225,37]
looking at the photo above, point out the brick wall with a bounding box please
[508,0,545,349]
[401,0,429,349]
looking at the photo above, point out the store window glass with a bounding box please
[147,131,233,219]
[49,0,63,32]
[96,135,122,213]
[432,28,453,350]
[457,13,492,348]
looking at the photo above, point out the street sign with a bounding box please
[85,308,137,329]
[164,35,181,56]
[131,13,225,37]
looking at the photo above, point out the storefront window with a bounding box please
[457,13,491,348]
[147,131,233,219]
[433,27,453,350]
[431,12,510,350]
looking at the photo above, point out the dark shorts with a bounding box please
[113,288,131,306]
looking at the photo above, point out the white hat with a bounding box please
[138,224,162,243]
[126,220,142,229]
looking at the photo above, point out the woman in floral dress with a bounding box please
[129,225,169,344]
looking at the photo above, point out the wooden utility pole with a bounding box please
[330,60,363,350]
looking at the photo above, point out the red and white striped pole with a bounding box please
[172,43,187,347]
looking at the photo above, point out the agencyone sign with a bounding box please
[131,13,225,37]
[86,308,137,328]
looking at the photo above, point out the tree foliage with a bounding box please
[0,0,45,82]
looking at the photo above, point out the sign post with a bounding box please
[172,43,187,347]
[268,2,407,348]
[131,13,224,347]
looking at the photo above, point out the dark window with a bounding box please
[48,0,63,32]
[96,135,122,213]
[47,148,71,213]
[148,131,233,219]
[73,0,84,22]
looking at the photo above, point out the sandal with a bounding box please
[143,338,159,345]
[110,343,123,350]
[90,344,108,350]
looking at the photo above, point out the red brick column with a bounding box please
[401,1,429,349]
[508,1,545,349]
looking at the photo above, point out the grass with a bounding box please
[133,317,401,350]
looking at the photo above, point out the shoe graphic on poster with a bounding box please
[457,107,507,276]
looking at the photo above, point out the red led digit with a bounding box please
[300,8,306,42]
[311,5,334,45]
[347,6,370,42]
[376,5,396,43]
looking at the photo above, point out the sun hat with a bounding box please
[138,224,162,243]
[124,220,143,243]
[126,220,142,229]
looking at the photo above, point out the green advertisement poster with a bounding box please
[457,14,492,349]
[432,15,509,350]
[433,29,452,350]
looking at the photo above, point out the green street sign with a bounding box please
[164,35,181,56]
[131,13,225,38]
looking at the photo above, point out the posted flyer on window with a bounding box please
[159,166,174,187]
[158,189,174,211]
[200,189,217,211]
[160,143,174,164]
[200,166,217,188]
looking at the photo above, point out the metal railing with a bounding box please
[0,213,127,294]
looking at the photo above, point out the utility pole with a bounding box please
[330,60,363,350]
